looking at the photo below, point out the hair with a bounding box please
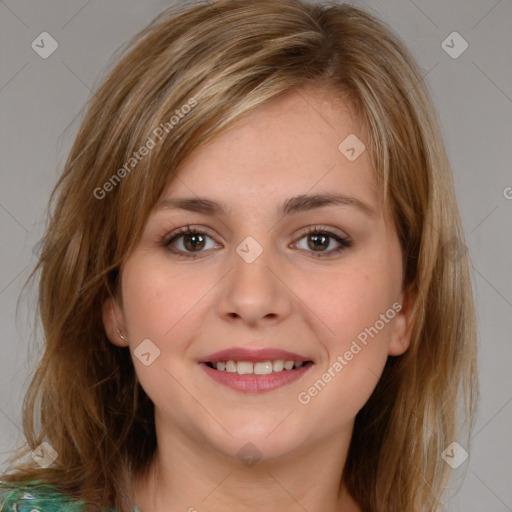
[0,1,478,511]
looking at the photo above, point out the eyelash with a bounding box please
[160,225,352,259]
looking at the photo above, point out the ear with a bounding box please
[387,284,417,356]
[102,296,129,347]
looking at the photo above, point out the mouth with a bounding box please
[204,360,313,374]
[198,347,314,393]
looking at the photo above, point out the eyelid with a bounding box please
[161,223,352,257]
[295,224,350,240]
[290,225,352,257]
[161,225,222,255]
[162,224,349,242]
[161,225,217,245]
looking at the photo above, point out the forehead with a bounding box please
[159,87,378,216]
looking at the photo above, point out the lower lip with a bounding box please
[200,362,313,393]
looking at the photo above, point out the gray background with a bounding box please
[0,1,511,510]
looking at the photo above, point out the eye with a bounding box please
[292,225,352,258]
[161,224,352,259]
[163,226,219,258]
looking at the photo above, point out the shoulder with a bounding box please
[0,480,88,512]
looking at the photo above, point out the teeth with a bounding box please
[254,361,273,375]
[237,361,253,375]
[225,360,237,373]
[272,360,284,372]
[211,360,307,374]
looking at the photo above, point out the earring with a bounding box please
[111,303,128,342]
[115,325,128,342]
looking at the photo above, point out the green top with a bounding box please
[0,481,142,512]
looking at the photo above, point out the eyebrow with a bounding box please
[155,193,377,218]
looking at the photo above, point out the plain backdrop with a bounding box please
[0,1,511,511]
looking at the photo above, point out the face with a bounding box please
[103,86,414,461]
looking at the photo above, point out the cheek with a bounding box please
[119,258,213,410]
[294,258,398,354]
[291,260,397,414]
[121,256,212,341]
[120,236,401,425]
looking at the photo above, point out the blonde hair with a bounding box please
[1,1,478,511]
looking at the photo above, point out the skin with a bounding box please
[103,85,415,512]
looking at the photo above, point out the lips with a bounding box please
[198,347,312,364]
[198,346,314,393]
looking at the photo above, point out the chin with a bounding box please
[211,417,308,461]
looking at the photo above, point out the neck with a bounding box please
[132,422,361,512]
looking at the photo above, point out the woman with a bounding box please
[0,1,478,511]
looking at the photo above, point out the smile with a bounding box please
[206,360,306,374]
[200,360,314,393]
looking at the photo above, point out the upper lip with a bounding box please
[199,347,312,364]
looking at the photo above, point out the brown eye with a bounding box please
[307,233,330,251]
[294,226,352,258]
[181,232,206,252]
[164,226,218,257]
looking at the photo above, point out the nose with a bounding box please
[216,242,293,327]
